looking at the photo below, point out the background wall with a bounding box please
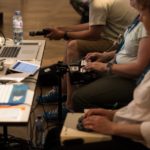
[0,0,80,66]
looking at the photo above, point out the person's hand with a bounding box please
[83,115,115,135]
[85,52,105,62]
[84,108,115,121]
[84,61,107,72]
[46,27,65,40]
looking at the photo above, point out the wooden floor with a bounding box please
[0,0,80,144]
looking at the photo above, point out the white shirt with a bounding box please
[116,22,148,64]
[114,71,150,148]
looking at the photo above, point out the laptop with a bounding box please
[0,42,40,60]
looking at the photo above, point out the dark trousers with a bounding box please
[72,74,135,112]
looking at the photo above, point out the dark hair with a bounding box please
[136,0,150,11]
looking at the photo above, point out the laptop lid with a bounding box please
[0,42,40,60]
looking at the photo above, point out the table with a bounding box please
[0,40,45,145]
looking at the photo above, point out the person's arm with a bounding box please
[84,37,150,78]
[140,122,150,147]
[58,23,89,32]
[113,123,142,140]
[85,51,115,62]
[65,25,104,40]
[84,108,117,121]
[83,115,144,141]
[46,24,104,40]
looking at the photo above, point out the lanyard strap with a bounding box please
[116,15,140,53]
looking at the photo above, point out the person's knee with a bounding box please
[66,40,80,63]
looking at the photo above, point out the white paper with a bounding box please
[0,108,21,120]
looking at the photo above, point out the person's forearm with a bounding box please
[112,123,143,141]
[103,51,116,62]
[110,63,145,78]
[59,23,89,32]
[66,25,104,40]
[62,24,104,40]
[66,30,96,40]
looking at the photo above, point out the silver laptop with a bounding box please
[0,42,40,60]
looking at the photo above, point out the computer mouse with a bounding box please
[76,115,93,132]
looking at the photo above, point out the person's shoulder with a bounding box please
[136,22,148,37]
[91,0,111,6]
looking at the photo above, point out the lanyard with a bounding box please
[116,15,140,53]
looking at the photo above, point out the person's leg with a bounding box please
[66,39,115,64]
[72,74,136,112]
[65,39,115,109]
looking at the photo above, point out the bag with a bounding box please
[37,61,100,86]
[37,61,68,87]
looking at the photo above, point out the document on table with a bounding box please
[0,84,28,105]
[0,108,22,120]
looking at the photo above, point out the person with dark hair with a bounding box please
[70,0,89,23]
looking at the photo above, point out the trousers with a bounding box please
[72,74,136,111]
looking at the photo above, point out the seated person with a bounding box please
[70,0,89,23]
[37,0,137,106]
[64,62,150,150]
[60,2,150,150]
[70,15,150,112]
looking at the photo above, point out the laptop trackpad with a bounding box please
[18,45,39,60]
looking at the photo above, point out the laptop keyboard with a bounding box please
[0,47,21,57]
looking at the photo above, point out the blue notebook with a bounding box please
[0,84,28,105]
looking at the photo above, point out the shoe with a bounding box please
[43,104,71,121]
[36,89,67,104]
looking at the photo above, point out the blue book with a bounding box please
[0,84,29,105]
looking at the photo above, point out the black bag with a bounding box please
[37,61,68,87]
[37,61,100,86]
[37,65,58,86]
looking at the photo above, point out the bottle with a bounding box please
[35,115,45,148]
[13,10,23,45]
